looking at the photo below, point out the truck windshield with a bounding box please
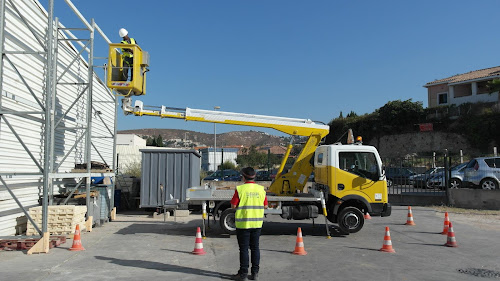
[339,152,380,181]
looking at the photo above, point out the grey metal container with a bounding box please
[140,149,201,208]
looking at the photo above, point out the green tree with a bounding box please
[146,136,156,146]
[376,99,424,131]
[122,161,141,178]
[220,160,237,170]
[346,111,358,118]
[156,135,164,147]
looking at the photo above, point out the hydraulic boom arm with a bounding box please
[122,98,330,195]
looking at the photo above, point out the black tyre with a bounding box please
[480,178,499,190]
[337,206,364,234]
[220,208,237,234]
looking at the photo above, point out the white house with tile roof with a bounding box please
[424,66,500,108]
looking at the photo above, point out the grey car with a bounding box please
[427,162,468,189]
[463,157,500,190]
[409,167,445,188]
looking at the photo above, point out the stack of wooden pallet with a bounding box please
[26,205,87,236]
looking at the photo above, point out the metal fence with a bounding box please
[383,151,464,196]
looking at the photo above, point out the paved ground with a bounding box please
[1,206,500,281]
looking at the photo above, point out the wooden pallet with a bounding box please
[0,236,66,251]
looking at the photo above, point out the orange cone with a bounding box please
[364,212,372,220]
[441,212,450,235]
[292,227,307,255]
[379,226,396,253]
[405,206,416,226]
[444,221,458,247]
[192,227,206,255]
[69,224,85,251]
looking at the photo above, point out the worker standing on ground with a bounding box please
[118,28,137,81]
[230,167,268,281]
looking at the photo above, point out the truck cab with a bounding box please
[314,143,391,233]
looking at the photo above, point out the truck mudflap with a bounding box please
[369,203,391,217]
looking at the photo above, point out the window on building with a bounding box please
[477,81,490,95]
[438,93,448,104]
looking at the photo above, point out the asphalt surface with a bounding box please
[1,206,499,281]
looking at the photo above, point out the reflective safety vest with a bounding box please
[121,38,136,58]
[235,183,266,229]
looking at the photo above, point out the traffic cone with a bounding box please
[292,227,307,255]
[379,227,395,253]
[192,227,206,255]
[405,206,416,226]
[69,224,85,251]
[441,212,450,235]
[364,212,372,220]
[444,222,458,247]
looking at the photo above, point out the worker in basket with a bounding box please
[118,28,137,81]
[230,167,268,281]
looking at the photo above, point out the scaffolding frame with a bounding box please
[0,0,117,244]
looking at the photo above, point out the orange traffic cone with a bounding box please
[441,212,450,235]
[405,206,416,226]
[364,212,372,220]
[444,221,458,247]
[379,226,396,253]
[292,227,307,255]
[69,224,85,251]
[192,227,206,255]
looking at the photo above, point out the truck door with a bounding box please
[333,150,385,201]
[314,146,329,186]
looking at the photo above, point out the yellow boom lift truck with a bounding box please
[107,44,391,236]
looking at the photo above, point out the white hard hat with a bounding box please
[119,28,128,38]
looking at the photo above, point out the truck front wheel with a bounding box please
[220,208,237,234]
[337,207,364,234]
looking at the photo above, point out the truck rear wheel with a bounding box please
[220,208,237,234]
[337,207,364,234]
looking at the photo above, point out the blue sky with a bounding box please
[49,0,500,135]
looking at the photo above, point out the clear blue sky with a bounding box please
[49,0,500,135]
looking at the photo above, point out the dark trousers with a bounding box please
[236,228,261,277]
[122,56,133,81]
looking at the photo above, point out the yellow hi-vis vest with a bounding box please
[235,183,266,229]
[121,38,136,59]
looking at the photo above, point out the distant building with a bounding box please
[117,134,146,146]
[116,134,177,173]
[424,66,500,108]
[198,147,239,171]
[257,146,287,157]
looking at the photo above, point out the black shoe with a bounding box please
[232,273,248,281]
[248,273,258,280]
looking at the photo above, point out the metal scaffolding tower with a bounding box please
[0,0,117,250]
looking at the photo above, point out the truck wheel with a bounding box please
[220,208,237,234]
[337,207,364,234]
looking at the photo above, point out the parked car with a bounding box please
[427,162,468,189]
[203,169,242,181]
[384,167,416,186]
[463,157,500,190]
[409,167,445,188]
[256,170,272,181]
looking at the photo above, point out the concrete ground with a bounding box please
[1,206,500,281]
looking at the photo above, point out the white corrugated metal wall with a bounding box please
[0,0,116,235]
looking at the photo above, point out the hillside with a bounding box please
[118,128,286,148]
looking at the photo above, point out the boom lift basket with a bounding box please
[107,43,149,97]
